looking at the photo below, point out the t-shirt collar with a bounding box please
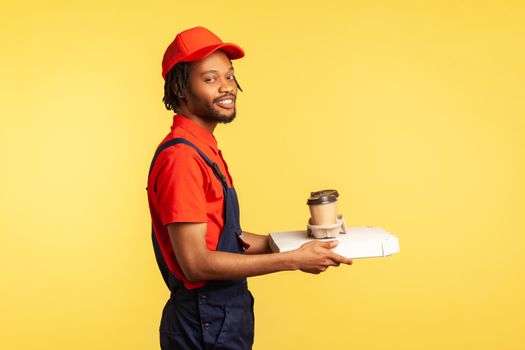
[171,114,219,154]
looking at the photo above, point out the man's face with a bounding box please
[183,50,238,124]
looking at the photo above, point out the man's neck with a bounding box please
[177,110,217,134]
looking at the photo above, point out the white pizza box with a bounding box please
[269,227,400,259]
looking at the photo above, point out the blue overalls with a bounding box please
[149,138,254,350]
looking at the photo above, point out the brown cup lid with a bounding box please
[307,189,339,205]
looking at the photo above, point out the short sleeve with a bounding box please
[154,147,209,225]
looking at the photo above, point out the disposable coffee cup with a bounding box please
[307,190,339,225]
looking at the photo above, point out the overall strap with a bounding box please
[148,138,228,188]
[148,137,229,291]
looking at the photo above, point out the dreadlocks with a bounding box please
[163,62,191,111]
[163,60,243,111]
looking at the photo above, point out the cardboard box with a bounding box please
[269,227,400,259]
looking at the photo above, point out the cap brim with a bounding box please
[182,42,245,63]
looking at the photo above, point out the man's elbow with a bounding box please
[180,260,210,282]
[184,268,203,282]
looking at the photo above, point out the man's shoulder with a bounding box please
[150,129,217,184]
[150,144,211,191]
[155,141,207,169]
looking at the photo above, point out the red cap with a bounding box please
[161,26,245,79]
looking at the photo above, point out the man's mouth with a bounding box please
[215,96,236,109]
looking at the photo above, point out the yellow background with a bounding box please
[1,1,524,349]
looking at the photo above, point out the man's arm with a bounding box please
[167,223,352,282]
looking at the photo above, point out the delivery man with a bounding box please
[147,26,353,350]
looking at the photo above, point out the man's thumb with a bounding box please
[320,240,339,249]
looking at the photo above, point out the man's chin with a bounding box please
[203,109,236,124]
[218,113,236,124]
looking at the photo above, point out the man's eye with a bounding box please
[205,77,216,83]
[226,75,235,80]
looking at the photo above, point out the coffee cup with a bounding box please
[307,190,339,225]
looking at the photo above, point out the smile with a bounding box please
[215,97,235,109]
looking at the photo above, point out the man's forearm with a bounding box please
[186,249,297,282]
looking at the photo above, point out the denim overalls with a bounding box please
[149,138,254,350]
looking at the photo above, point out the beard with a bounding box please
[187,90,237,124]
[200,105,236,124]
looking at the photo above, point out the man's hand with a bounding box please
[293,240,353,274]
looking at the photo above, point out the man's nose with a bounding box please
[219,78,235,93]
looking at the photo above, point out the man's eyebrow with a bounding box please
[200,67,235,75]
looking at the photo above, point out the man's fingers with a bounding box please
[328,251,353,265]
[318,240,353,265]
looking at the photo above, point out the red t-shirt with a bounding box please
[147,114,234,290]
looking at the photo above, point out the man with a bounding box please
[147,26,353,350]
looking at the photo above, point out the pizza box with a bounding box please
[269,226,400,259]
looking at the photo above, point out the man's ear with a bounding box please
[171,81,185,99]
